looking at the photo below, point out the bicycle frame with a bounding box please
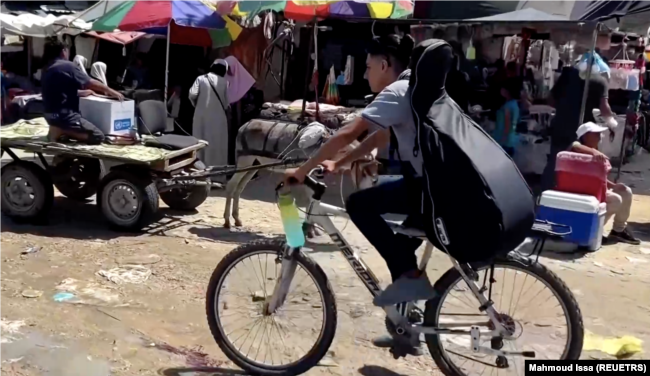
[265,195,514,343]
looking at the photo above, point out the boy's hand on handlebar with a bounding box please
[283,168,306,186]
[321,160,339,174]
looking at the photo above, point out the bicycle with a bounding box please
[205,167,584,376]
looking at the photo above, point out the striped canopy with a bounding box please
[90,1,414,47]
[231,1,414,20]
[91,1,242,48]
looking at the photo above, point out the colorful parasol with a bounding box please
[91,1,242,48]
[227,0,414,21]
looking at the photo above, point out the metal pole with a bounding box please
[280,39,287,99]
[27,37,32,80]
[615,128,627,182]
[301,22,315,118]
[578,23,600,125]
[53,0,107,34]
[313,21,320,120]
[164,23,171,104]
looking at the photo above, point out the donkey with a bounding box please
[223,119,369,236]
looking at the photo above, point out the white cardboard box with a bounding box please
[79,96,135,136]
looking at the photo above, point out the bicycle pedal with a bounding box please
[389,346,408,359]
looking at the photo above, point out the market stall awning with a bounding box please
[578,0,650,21]
[84,30,147,45]
[74,0,124,23]
[90,0,242,48]
[414,1,524,21]
[0,12,91,37]
[414,1,650,22]
[233,0,413,21]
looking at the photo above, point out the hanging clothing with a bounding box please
[73,55,88,75]
[224,56,255,104]
[226,26,268,82]
[189,71,230,171]
[90,62,107,85]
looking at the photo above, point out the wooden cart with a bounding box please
[1,121,216,231]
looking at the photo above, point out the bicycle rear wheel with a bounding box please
[206,239,338,375]
[424,258,583,376]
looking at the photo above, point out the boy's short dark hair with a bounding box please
[43,38,68,64]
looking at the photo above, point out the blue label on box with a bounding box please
[114,119,131,131]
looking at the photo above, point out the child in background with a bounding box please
[494,80,520,156]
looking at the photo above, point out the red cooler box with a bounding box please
[555,151,610,202]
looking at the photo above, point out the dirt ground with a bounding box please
[2,151,650,376]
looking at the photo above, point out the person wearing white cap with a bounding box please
[570,122,640,245]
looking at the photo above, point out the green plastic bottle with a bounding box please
[278,191,305,248]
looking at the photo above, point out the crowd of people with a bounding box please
[3,35,640,249]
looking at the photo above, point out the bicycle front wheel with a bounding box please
[424,258,584,376]
[206,239,338,375]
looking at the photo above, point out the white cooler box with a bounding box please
[536,190,606,251]
[79,96,135,136]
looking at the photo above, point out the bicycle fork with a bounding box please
[264,245,298,315]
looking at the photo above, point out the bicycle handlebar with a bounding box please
[283,167,327,200]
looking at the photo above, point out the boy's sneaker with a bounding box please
[609,228,641,245]
[373,274,436,307]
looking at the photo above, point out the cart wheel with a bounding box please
[1,161,54,223]
[160,160,210,211]
[98,170,159,231]
[52,156,104,200]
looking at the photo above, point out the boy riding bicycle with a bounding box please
[284,34,433,355]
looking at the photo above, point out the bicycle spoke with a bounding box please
[233,316,264,349]
[245,316,266,358]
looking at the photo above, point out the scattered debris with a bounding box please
[348,304,367,319]
[143,337,222,368]
[97,265,152,285]
[593,261,605,268]
[2,357,24,364]
[1,319,26,334]
[55,278,121,305]
[117,254,161,266]
[96,308,122,322]
[21,289,43,298]
[583,331,644,359]
[317,356,339,367]
[21,246,41,255]
[639,248,650,255]
[626,256,648,264]
[53,292,77,302]
[252,291,267,302]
